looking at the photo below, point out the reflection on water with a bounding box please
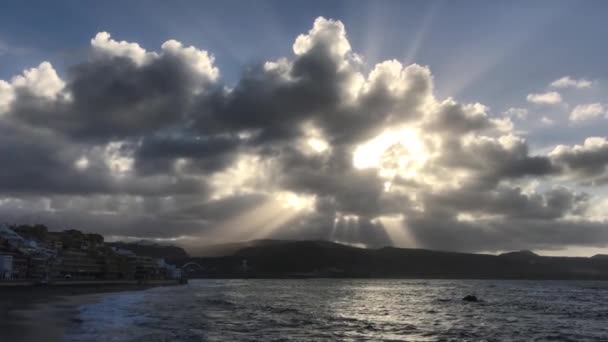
[66,279,608,341]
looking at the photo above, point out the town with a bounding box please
[0,224,185,284]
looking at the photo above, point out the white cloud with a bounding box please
[91,32,155,66]
[541,116,554,125]
[0,80,15,114]
[160,40,219,81]
[365,60,431,98]
[548,137,608,166]
[503,107,528,120]
[91,32,219,85]
[550,137,608,160]
[104,141,134,174]
[293,17,351,58]
[491,117,514,132]
[569,103,606,122]
[550,76,592,89]
[74,156,90,171]
[526,91,562,105]
[11,62,65,99]
[0,61,65,114]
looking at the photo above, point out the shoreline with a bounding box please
[0,283,177,342]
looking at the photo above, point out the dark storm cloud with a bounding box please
[406,214,608,252]
[0,196,211,239]
[419,185,588,220]
[0,17,607,253]
[436,135,557,189]
[0,114,207,198]
[423,100,494,135]
[12,57,206,141]
[0,120,111,195]
[134,135,241,175]
[200,50,347,139]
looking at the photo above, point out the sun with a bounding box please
[352,127,429,179]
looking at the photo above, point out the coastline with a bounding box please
[0,284,173,342]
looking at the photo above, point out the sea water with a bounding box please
[64,279,608,341]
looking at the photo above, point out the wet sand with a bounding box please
[0,285,159,342]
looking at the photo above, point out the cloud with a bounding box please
[0,62,65,114]
[0,17,607,253]
[503,107,528,120]
[0,80,15,113]
[541,116,554,125]
[293,17,351,58]
[91,32,152,66]
[550,76,592,89]
[8,35,220,141]
[569,103,606,122]
[550,137,608,183]
[526,91,562,105]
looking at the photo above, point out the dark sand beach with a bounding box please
[0,285,160,342]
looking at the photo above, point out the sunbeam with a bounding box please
[202,192,314,243]
[330,213,361,245]
[377,215,417,248]
[403,1,440,65]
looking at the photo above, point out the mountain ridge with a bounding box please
[172,239,608,280]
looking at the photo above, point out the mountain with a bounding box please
[498,250,540,261]
[184,239,287,257]
[107,241,189,260]
[175,240,608,280]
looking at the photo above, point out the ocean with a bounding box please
[64,279,608,341]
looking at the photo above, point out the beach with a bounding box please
[0,284,166,342]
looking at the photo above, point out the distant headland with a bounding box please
[180,240,608,280]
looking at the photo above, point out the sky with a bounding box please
[1,0,608,256]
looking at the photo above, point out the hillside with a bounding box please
[107,241,189,260]
[184,239,287,257]
[176,240,608,279]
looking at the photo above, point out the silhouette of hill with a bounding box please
[177,240,608,279]
[498,250,540,261]
[185,239,287,257]
[107,241,189,260]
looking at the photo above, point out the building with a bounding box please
[58,249,105,279]
[0,255,13,279]
[0,228,39,279]
[0,233,28,279]
[0,224,178,282]
[135,256,159,280]
[101,248,135,279]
